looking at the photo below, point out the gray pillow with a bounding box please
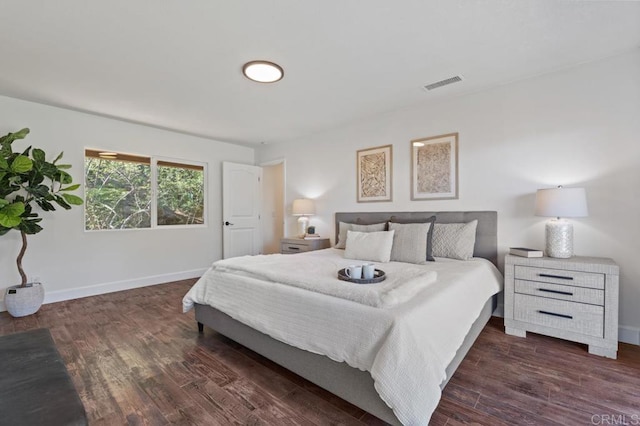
[335,222,386,249]
[388,222,431,264]
[432,220,478,260]
[389,215,436,261]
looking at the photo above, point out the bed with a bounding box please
[184,211,501,425]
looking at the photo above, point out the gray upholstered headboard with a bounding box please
[335,211,498,266]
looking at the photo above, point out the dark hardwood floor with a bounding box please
[1,279,639,425]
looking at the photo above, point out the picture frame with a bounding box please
[356,144,392,202]
[410,133,458,200]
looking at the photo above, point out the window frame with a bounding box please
[153,155,208,229]
[83,149,208,232]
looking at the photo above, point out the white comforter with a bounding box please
[206,252,437,308]
[183,248,503,425]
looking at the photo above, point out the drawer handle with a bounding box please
[538,310,573,320]
[538,288,574,296]
[287,246,300,250]
[538,273,574,281]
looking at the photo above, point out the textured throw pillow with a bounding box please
[335,222,387,249]
[344,230,395,263]
[432,220,478,260]
[388,222,431,264]
[389,215,436,261]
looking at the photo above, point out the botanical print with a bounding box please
[360,152,387,197]
[416,142,450,193]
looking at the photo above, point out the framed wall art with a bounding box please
[356,144,392,202]
[411,133,458,200]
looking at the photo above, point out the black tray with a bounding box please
[337,268,386,284]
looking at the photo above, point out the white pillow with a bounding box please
[388,222,431,264]
[335,222,386,249]
[344,230,395,263]
[432,220,478,260]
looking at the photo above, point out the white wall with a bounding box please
[256,50,640,342]
[0,96,254,308]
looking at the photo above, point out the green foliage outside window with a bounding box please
[157,164,204,226]
[84,153,205,230]
[85,158,151,230]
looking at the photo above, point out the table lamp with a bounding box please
[292,198,315,237]
[534,186,588,258]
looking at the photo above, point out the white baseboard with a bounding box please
[619,325,640,345]
[0,268,206,313]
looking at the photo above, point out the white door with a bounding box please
[222,162,262,258]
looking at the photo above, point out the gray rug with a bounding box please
[0,328,88,426]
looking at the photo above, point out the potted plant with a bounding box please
[0,128,83,317]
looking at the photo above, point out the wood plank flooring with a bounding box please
[1,279,639,425]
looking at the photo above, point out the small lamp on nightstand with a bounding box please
[535,186,588,258]
[292,198,315,237]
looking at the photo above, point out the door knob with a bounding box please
[224,221,234,226]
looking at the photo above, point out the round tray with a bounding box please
[337,268,386,284]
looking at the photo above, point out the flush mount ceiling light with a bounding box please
[242,60,284,83]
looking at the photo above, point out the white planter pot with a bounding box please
[4,283,45,317]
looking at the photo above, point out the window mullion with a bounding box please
[150,157,158,228]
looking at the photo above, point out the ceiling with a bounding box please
[0,1,638,146]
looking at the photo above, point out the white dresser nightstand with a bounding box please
[504,254,619,359]
[280,238,330,254]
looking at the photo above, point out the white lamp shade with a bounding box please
[292,198,315,216]
[535,187,588,218]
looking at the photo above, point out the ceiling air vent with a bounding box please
[423,75,463,91]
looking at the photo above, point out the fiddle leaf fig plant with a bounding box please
[0,128,83,286]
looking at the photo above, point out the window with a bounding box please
[84,150,206,230]
[157,160,205,226]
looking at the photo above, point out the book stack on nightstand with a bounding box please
[509,247,543,258]
[504,254,619,359]
[303,233,322,240]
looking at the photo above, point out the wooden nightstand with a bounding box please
[280,238,330,254]
[504,254,619,359]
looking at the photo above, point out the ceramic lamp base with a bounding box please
[297,216,309,238]
[545,219,573,258]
